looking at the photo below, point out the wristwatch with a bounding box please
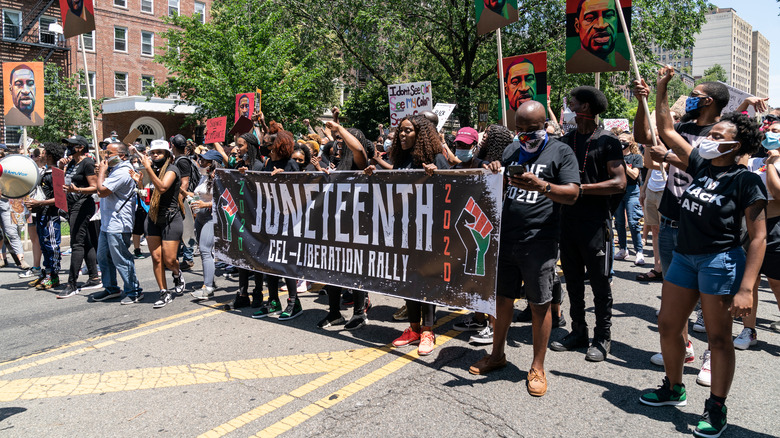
[543,183,552,194]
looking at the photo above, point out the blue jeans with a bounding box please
[614,184,643,254]
[97,231,141,296]
[180,239,195,263]
[658,217,679,275]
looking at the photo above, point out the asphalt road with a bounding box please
[1,244,779,437]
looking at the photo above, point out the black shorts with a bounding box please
[133,207,147,235]
[145,212,183,241]
[761,251,780,281]
[496,240,557,305]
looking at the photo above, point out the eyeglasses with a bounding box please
[689,91,709,98]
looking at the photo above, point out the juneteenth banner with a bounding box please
[213,169,503,315]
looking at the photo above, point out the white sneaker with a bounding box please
[469,325,494,344]
[693,309,706,333]
[696,350,712,387]
[296,280,308,292]
[634,253,645,266]
[650,341,695,366]
[733,327,757,350]
[614,249,629,260]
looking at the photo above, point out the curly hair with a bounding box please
[306,133,322,145]
[293,144,311,168]
[477,124,513,162]
[273,130,295,160]
[389,115,441,168]
[718,111,763,157]
[267,120,281,134]
[305,140,320,156]
[43,142,64,162]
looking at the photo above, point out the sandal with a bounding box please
[636,269,663,282]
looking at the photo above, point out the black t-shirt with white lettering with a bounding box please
[676,148,767,255]
[658,121,714,220]
[560,128,623,220]
[501,138,581,242]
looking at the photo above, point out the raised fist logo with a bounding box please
[456,197,493,276]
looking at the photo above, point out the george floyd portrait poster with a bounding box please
[59,0,96,39]
[3,62,45,126]
[235,93,255,122]
[565,0,631,74]
[474,0,519,36]
[499,52,547,132]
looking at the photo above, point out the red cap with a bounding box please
[454,127,478,145]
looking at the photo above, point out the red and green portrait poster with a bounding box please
[474,0,519,36]
[565,0,631,74]
[235,92,255,122]
[499,52,547,132]
[3,62,44,126]
[59,0,96,39]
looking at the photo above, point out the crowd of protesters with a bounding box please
[2,66,780,438]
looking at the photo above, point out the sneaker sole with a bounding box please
[79,284,103,293]
[638,397,687,407]
[93,294,121,301]
[278,311,303,321]
[469,338,494,345]
[692,325,707,333]
[56,292,78,299]
[153,301,171,309]
[252,311,281,319]
[733,341,756,350]
[345,319,367,331]
[696,376,712,387]
[693,424,726,438]
[393,340,420,347]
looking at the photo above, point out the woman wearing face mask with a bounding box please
[190,149,223,301]
[138,140,186,308]
[450,127,485,169]
[739,121,780,346]
[613,133,645,265]
[640,111,766,438]
[58,136,101,299]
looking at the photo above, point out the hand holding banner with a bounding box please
[205,116,227,144]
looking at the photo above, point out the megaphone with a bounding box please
[0,155,41,199]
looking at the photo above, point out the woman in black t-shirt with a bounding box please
[138,140,185,308]
[60,137,100,298]
[365,115,450,356]
[641,112,767,435]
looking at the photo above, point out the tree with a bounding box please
[27,64,102,142]
[341,81,389,138]
[697,64,728,84]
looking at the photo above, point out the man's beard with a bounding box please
[587,32,614,57]
[510,90,533,110]
[15,93,34,115]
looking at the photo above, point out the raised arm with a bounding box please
[655,66,692,170]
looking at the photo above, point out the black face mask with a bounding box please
[620,141,629,150]
[152,157,167,167]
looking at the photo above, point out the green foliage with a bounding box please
[697,64,728,84]
[27,64,103,143]
[341,81,389,138]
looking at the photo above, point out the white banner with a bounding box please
[388,81,432,127]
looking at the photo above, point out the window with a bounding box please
[39,16,56,45]
[80,71,96,98]
[115,72,128,97]
[141,0,153,13]
[168,0,179,16]
[114,26,127,52]
[141,31,154,56]
[114,0,127,7]
[194,2,206,23]
[4,125,22,146]
[3,10,21,39]
[142,75,155,95]
[79,30,95,51]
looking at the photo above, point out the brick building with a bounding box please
[2,0,212,146]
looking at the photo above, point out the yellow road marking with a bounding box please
[0,348,376,402]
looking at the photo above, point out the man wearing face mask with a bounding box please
[468,101,580,397]
[92,142,142,304]
[550,86,626,362]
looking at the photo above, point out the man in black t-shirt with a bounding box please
[469,101,580,397]
[551,86,626,362]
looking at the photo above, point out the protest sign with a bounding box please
[213,169,503,315]
[432,103,457,132]
[235,93,255,122]
[499,51,547,131]
[123,128,142,146]
[474,0,519,36]
[3,62,44,126]
[255,89,262,114]
[228,116,254,137]
[719,82,756,116]
[670,95,687,117]
[52,168,67,212]
[565,0,631,74]
[205,116,227,144]
[603,118,630,132]
[59,0,95,39]
[477,102,490,132]
[387,81,432,127]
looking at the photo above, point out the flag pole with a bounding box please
[594,72,600,125]
[79,33,99,162]
[497,28,507,128]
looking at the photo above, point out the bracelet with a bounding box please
[663,149,672,163]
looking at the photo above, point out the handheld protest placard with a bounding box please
[235,93,255,122]
[205,116,228,144]
[228,116,254,138]
[474,0,519,36]
[123,128,142,146]
[565,0,631,74]
[59,0,96,39]
[387,81,432,128]
[499,51,547,132]
[3,62,45,127]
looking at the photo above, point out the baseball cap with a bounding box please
[149,139,171,152]
[62,135,90,147]
[454,127,479,145]
[199,149,224,163]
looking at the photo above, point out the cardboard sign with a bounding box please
[432,103,457,132]
[3,62,44,126]
[474,0,519,36]
[205,116,227,144]
[123,128,141,146]
[387,81,432,127]
[255,89,262,114]
[670,95,688,117]
[235,93,255,122]
[52,167,67,212]
[59,0,95,39]
[565,0,632,74]
[228,116,254,137]
[477,102,490,132]
[719,81,756,116]
[603,118,630,132]
[499,51,547,131]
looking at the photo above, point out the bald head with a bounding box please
[514,100,546,132]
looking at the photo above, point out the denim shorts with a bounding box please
[665,247,745,295]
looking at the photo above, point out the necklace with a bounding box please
[705,163,736,190]
[571,128,602,174]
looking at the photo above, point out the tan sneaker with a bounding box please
[527,368,547,397]
[417,331,435,356]
[468,354,507,375]
[392,305,408,321]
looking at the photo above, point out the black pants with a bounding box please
[559,217,613,340]
[406,300,435,327]
[266,275,297,302]
[238,268,263,298]
[325,286,366,317]
[67,201,99,287]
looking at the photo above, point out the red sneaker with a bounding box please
[392,327,421,347]
[418,331,435,356]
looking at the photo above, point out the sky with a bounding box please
[710,1,780,107]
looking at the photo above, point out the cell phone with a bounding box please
[507,164,527,177]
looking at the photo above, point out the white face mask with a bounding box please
[517,130,547,153]
[698,139,738,160]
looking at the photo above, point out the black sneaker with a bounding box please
[172,273,186,295]
[180,260,194,271]
[549,330,589,352]
[345,314,367,330]
[92,290,121,301]
[57,283,78,299]
[134,248,144,259]
[552,313,567,328]
[80,277,103,292]
[233,293,251,309]
[694,398,728,438]
[515,306,532,323]
[586,338,611,362]
[252,299,282,318]
[278,298,303,321]
[251,291,263,308]
[341,290,354,306]
[317,314,346,328]
[639,377,687,406]
[120,293,144,305]
[153,290,172,308]
[453,314,488,332]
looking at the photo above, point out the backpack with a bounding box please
[175,156,200,193]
